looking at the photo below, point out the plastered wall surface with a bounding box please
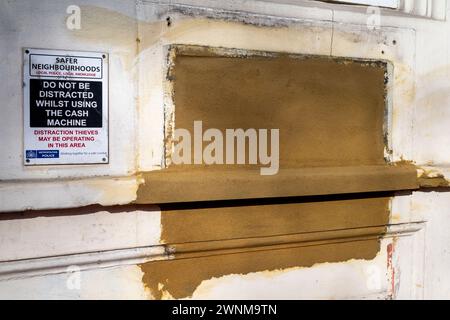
[172,52,387,167]
[1,0,450,299]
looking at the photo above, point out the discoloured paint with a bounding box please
[164,5,314,29]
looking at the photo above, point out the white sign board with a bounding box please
[23,48,108,165]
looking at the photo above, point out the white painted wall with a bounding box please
[1,0,450,299]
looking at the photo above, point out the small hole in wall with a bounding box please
[166,16,172,27]
[392,40,397,45]
[381,50,385,55]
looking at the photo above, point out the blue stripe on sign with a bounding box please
[37,150,59,158]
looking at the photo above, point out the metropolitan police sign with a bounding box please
[23,48,108,165]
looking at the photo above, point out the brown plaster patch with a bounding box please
[418,170,449,188]
[140,238,382,299]
[168,47,388,168]
[140,195,391,299]
[138,47,414,299]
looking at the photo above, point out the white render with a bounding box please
[1,0,450,299]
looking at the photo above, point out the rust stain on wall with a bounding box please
[387,241,396,299]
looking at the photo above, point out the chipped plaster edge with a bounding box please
[0,174,143,213]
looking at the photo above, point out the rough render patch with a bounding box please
[139,239,383,300]
[136,35,410,299]
[134,46,421,203]
[158,197,391,244]
[135,165,418,204]
[417,168,449,188]
[415,165,450,189]
[139,197,391,299]
[170,49,387,168]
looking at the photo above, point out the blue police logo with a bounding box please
[26,150,37,158]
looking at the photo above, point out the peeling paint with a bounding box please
[387,242,395,299]
[417,168,449,188]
